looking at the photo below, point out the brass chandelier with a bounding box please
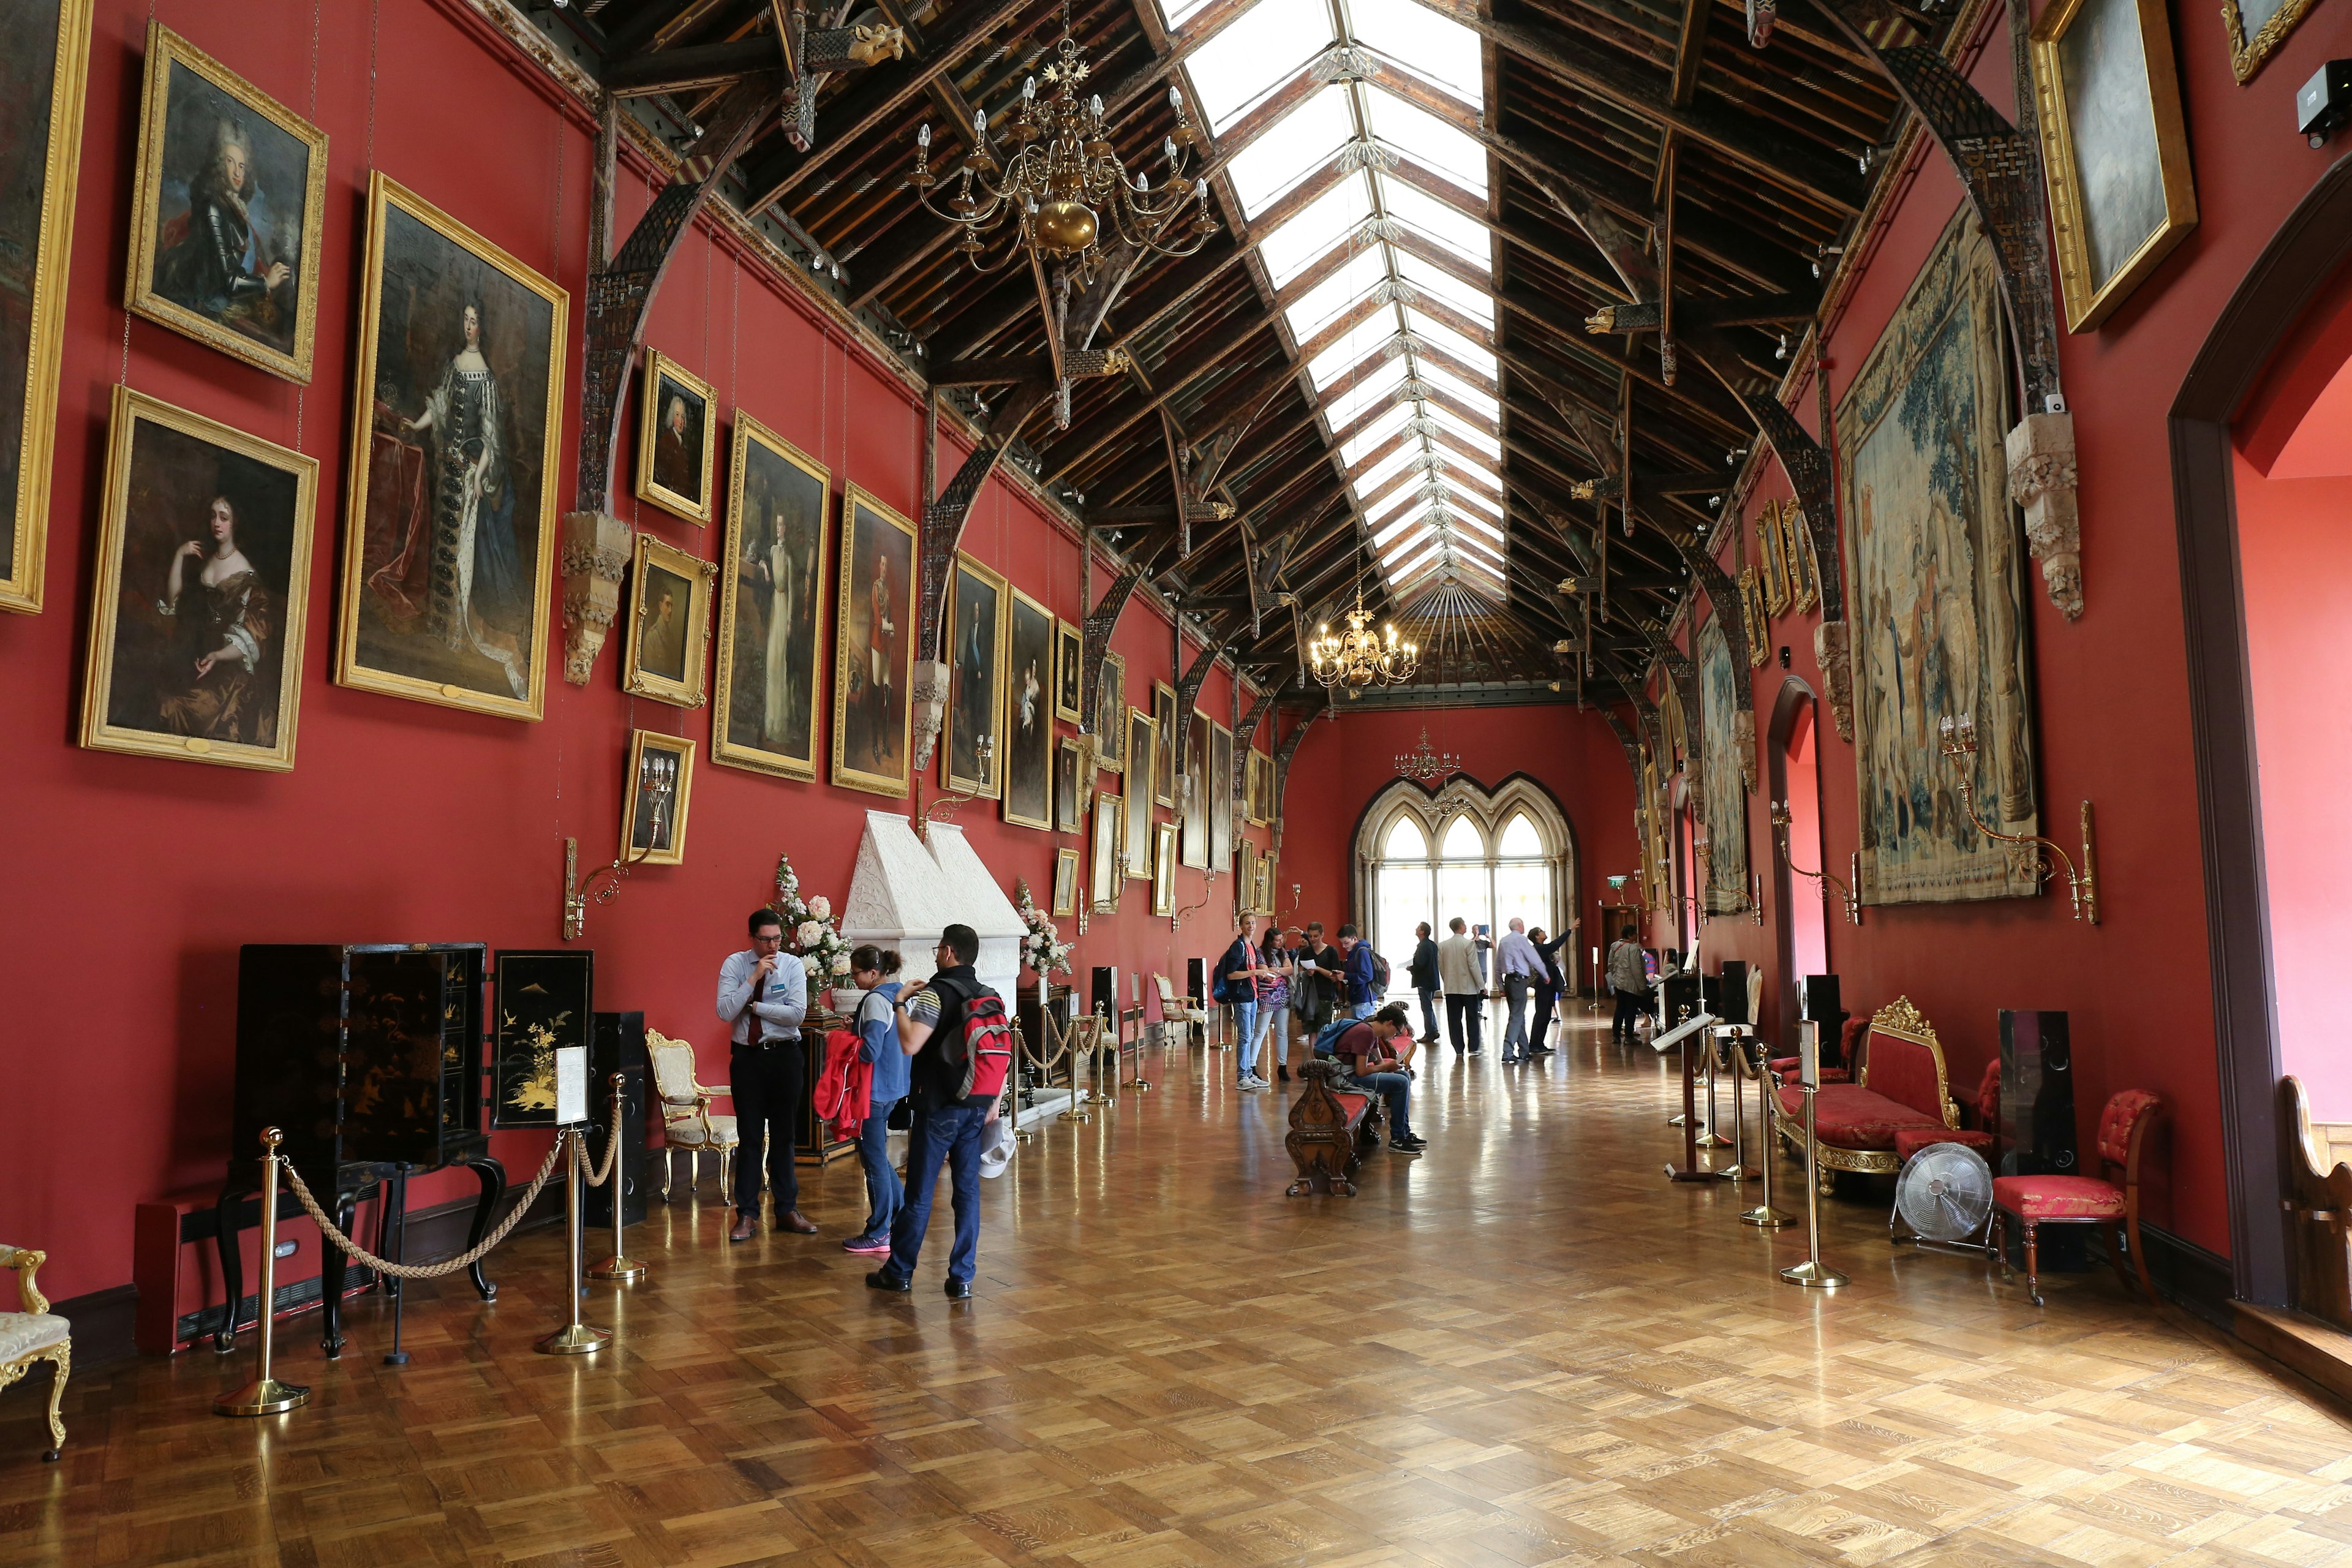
[910,32,1217,282]
[1310,586,1418,693]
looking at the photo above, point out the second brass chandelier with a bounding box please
[911,28,1218,284]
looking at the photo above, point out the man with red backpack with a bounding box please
[867,924,1009,1300]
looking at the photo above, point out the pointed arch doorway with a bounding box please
[1353,775,1582,995]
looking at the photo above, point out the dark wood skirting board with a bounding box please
[2168,148,2352,1308]
[2232,1302,2352,1406]
[43,1284,138,1370]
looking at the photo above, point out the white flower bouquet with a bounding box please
[1012,886,1073,978]
[774,853,852,986]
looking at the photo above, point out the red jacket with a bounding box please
[814,1027,872,1137]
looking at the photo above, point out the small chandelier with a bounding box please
[1310,586,1418,692]
[1394,726,1460,783]
[910,33,1217,284]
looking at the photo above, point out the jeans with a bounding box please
[1234,1000,1261,1076]
[729,1041,803,1218]
[855,1094,903,1241]
[1349,1069,1412,1140]
[1349,1000,1375,1020]
[1254,1004,1289,1072]
[1501,973,1530,1056]
[1611,989,1644,1041]
[884,1099,986,1284]
[1446,993,1483,1053]
[1417,987,1440,1039]
[1531,986,1557,1048]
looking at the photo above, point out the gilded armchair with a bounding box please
[1,1244,69,1461]
[646,1029,739,1199]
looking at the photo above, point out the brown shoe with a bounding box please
[776,1210,819,1234]
[728,1214,757,1243]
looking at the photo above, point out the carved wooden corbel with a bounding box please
[560,511,633,685]
[2008,411,2082,619]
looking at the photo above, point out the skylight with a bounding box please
[1163,0,1506,603]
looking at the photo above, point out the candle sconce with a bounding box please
[561,753,678,942]
[1770,800,1862,925]
[914,734,995,842]
[1937,714,2099,924]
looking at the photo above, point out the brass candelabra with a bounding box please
[1769,800,1862,925]
[1936,714,2099,924]
[915,734,996,840]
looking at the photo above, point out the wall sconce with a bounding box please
[1937,714,2099,923]
[914,734,993,841]
[1770,800,1861,925]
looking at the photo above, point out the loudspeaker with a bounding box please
[586,1011,648,1228]
[1090,965,1118,1023]
[1185,956,1208,1006]
[2000,1009,2083,1270]
[1660,971,1703,1025]
[1800,975,1847,1067]
[1716,960,1750,1025]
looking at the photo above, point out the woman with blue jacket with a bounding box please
[843,945,907,1254]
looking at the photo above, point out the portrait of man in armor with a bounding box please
[830,488,915,797]
[127,26,326,383]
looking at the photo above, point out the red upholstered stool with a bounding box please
[1991,1090,2162,1307]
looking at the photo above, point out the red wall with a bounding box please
[1276,701,1642,986]
[0,0,1267,1305]
[1640,1,2352,1260]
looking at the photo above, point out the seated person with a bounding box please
[1330,1003,1425,1155]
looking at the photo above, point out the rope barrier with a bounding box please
[576,1118,620,1188]
[281,1132,570,1280]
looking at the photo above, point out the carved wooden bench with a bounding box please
[1285,1059,1381,1196]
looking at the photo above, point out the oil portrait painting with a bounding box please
[624,729,695,866]
[832,486,915,796]
[1054,735,1083,834]
[635,349,714,524]
[1001,586,1054,829]
[81,387,317,771]
[622,532,714,707]
[339,174,567,720]
[127,22,325,383]
[714,415,828,778]
[1125,707,1155,880]
[945,554,1006,798]
[1840,213,2039,906]
[0,0,91,614]
[1054,619,1082,721]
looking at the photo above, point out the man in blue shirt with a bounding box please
[717,908,816,1243]
[1337,924,1378,1019]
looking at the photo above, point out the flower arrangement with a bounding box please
[774,854,852,981]
[1013,884,1073,978]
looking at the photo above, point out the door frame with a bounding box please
[1764,678,1822,1049]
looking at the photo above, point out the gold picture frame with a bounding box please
[336,172,568,721]
[1782,500,1820,614]
[126,21,327,385]
[943,551,1009,799]
[2030,0,2198,332]
[1152,677,1178,807]
[1053,618,1082,722]
[1238,840,1260,914]
[1245,749,1275,825]
[1055,734,1085,833]
[80,386,318,771]
[1738,565,1769,668]
[1091,790,1124,913]
[1124,706,1156,879]
[712,413,829,778]
[622,532,715,707]
[831,484,917,797]
[2221,0,2322,83]
[1001,584,1055,830]
[622,729,695,866]
[1153,822,1177,916]
[1095,650,1126,772]
[635,347,717,524]
[1181,707,1211,870]
[1052,845,1082,917]
[1208,718,1234,868]
[1755,501,1791,616]
[1,0,92,614]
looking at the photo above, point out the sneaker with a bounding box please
[1390,1136,1427,1153]
[842,1234,891,1255]
[1238,1077,1268,1092]
[1246,1072,1273,1087]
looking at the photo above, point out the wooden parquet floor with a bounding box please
[8,1014,2351,1568]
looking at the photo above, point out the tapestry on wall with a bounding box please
[1838,209,2040,905]
[1698,616,1748,915]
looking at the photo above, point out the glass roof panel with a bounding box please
[1354,441,1423,493]
[1164,0,1219,24]
[1424,401,1499,450]
[1224,87,1352,211]
[1391,251,1492,322]
[1418,358,1494,406]
[1379,181,1488,266]
[1308,328,1393,390]
[1323,353,1408,426]
[1404,310,1496,375]
[1348,0,1483,102]
[1184,0,1334,129]
[1281,248,1389,339]
[1258,177,1374,287]
[1362,87,1490,194]
[1338,403,1411,464]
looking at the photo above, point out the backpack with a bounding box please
[1210,939,1247,1005]
[1370,950,1392,993]
[1311,1017,1355,1057]
[929,976,1017,1104]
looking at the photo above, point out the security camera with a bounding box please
[2299,61,2352,148]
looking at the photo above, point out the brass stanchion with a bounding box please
[535,1129,612,1354]
[1778,1080,1847,1287]
[1696,1035,1732,1148]
[1082,1011,1115,1106]
[1740,1048,1793,1229]
[1721,1031,1754,1183]
[587,1074,646,1282]
[216,1128,311,1417]
[1054,1014,1091,1123]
